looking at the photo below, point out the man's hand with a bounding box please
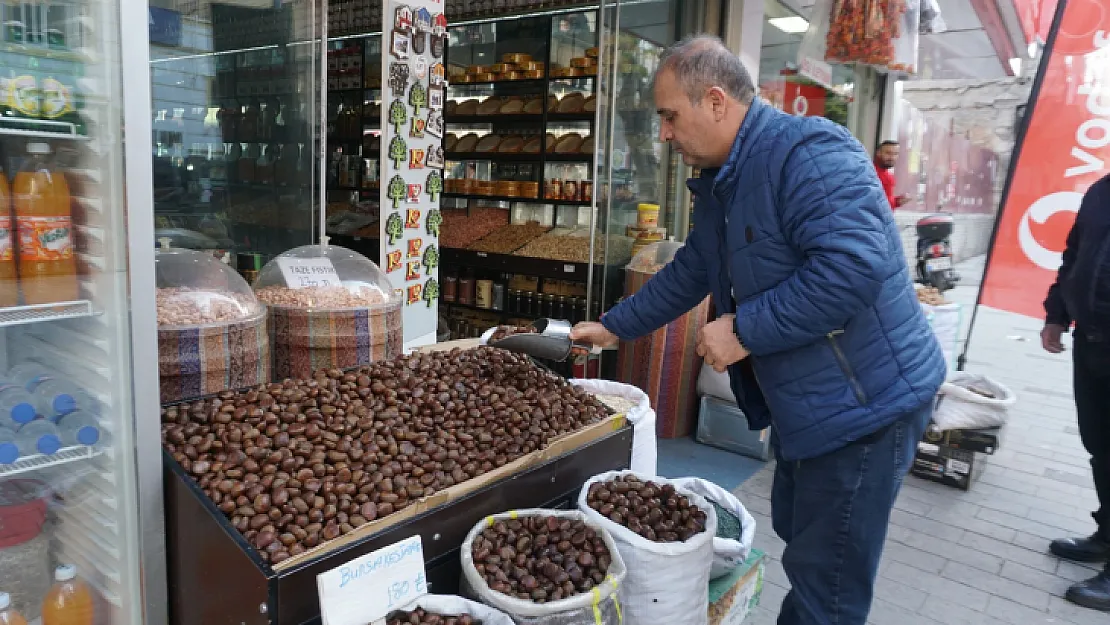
[1041,323,1067,354]
[895,194,911,208]
[696,314,750,372]
[570,322,619,349]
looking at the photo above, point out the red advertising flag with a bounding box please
[979,0,1110,319]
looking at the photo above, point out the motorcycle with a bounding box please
[915,213,960,292]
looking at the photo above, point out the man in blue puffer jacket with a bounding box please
[571,35,946,624]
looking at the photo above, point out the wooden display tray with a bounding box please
[164,350,632,625]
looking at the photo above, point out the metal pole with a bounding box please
[955,0,1067,371]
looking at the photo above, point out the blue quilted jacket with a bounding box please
[602,98,946,461]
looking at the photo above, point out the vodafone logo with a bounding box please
[1017,191,1082,270]
[792,95,808,116]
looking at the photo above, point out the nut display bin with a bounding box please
[156,247,270,403]
[252,244,403,380]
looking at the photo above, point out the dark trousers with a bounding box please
[1074,330,1110,547]
[772,402,932,625]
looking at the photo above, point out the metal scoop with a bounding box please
[485,318,603,361]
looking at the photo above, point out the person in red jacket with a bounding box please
[875,140,909,209]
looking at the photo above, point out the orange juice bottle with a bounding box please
[41,565,93,625]
[13,143,78,305]
[0,592,28,625]
[0,171,18,308]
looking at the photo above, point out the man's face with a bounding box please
[877,144,899,169]
[654,69,727,168]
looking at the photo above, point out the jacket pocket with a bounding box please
[827,330,868,405]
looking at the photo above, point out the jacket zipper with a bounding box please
[827,330,868,405]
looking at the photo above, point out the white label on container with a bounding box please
[317,535,427,625]
[564,264,575,273]
[277,257,342,289]
[917,442,939,455]
[946,459,970,475]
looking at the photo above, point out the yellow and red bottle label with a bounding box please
[0,217,12,261]
[18,216,73,260]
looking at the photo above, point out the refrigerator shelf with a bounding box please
[0,445,103,478]
[0,300,97,328]
[0,117,89,141]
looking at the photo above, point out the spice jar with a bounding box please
[576,297,588,323]
[475,279,493,309]
[443,274,458,302]
[582,181,593,202]
[563,179,579,202]
[545,178,562,200]
[522,291,535,316]
[507,289,520,314]
[492,283,505,311]
[459,272,475,305]
[553,295,566,319]
[543,293,557,318]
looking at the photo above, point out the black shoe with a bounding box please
[1051,534,1110,563]
[1066,571,1110,612]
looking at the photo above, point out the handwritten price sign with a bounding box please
[317,536,428,625]
[276,257,342,289]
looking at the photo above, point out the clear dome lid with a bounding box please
[627,240,684,275]
[252,243,401,311]
[155,247,264,329]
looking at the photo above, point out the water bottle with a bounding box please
[16,419,60,456]
[0,383,36,425]
[53,410,99,447]
[0,426,19,464]
[7,363,83,418]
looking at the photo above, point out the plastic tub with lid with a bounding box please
[252,243,403,380]
[156,246,269,403]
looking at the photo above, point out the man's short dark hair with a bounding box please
[878,140,899,149]
[656,35,756,106]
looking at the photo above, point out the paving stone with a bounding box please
[986,595,1077,625]
[866,597,937,625]
[1056,560,1103,583]
[998,560,1074,596]
[941,561,1051,610]
[893,529,1004,574]
[879,561,990,611]
[878,540,948,575]
[976,508,1067,541]
[957,531,1060,573]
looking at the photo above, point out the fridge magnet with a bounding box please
[425,109,444,139]
[414,8,433,33]
[425,170,443,201]
[407,237,423,258]
[422,277,439,307]
[406,260,421,282]
[427,86,443,110]
[405,209,422,229]
[409,116,426,139]
[408,148,426,170]
[385,212,404,245]
[414,56,428,80]
[430,62,445,86]
[388,99,408,133]
[407,283,423,305]
[412,30,426,55]
[390,29,410,59]
[388,63,411,97]
[394,5,413,32]
[433,13,447,36]
[406,183,423,203]
[409,82,427,115]
[387,175,407,209]
[389,135,408,168]
[385,249,403,273]
[430,33,446,59]
[425,145,445,169]
[425,209,442,238]
[422,244,439,272]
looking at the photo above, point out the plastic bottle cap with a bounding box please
[0,442,16,465]
[55,565,77,582]
[54,394,76,416]
[26,142,51,155]
[76,424,99,446]
[37,434,61,455]
[0,592,9,609]
[10,401,34,425]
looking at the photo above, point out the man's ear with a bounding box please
[707,86,728,121]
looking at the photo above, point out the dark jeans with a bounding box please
[1074,330,1110,543]
[772,402,933,625]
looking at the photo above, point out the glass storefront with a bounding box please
[757,0,854,128]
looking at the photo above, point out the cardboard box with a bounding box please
[708,549,766,625]
[911,441,987,491]
[922,424,1003,455]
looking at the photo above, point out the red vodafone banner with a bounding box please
[979,0,1110,319]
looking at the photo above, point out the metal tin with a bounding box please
[475,279,493,309]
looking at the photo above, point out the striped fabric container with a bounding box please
[268,302,403,380]
[616,267,709,439]
[158,312,271,404]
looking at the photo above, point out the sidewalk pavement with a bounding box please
[735,255,1108,625]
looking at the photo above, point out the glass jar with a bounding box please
[553,295,566,320]
[475,279,493,309]
[443,274,458,303]
[576,297,588,323]
[522,291,534,317]
[492,283,505,311]
[459,273,475,305]
[543,294,556,318]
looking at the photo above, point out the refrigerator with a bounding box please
[0,0,162,621]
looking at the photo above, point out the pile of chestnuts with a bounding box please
[471,515,613,603]
[585,475,708,543]
[386,608,480,625]
[161,347,609,564]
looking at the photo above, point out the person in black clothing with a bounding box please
[1043,172,1110,612]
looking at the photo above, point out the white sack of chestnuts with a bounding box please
[387,594,515,625]
[671,476,757,579]
[460,509,626,625]
[577,470,717,625]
